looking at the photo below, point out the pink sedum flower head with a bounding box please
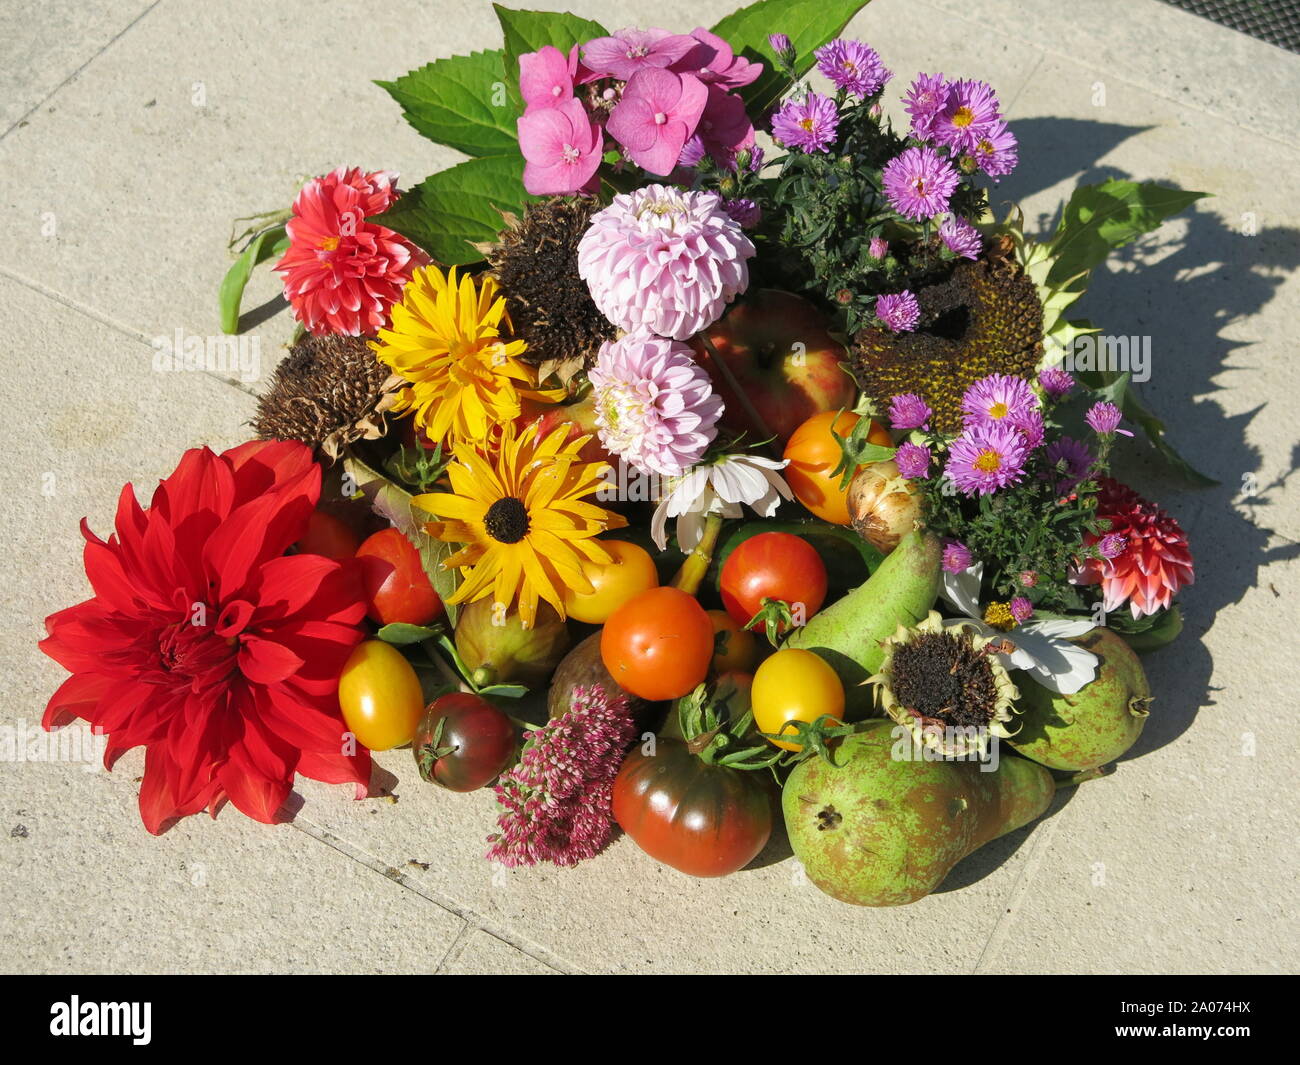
[939,215,983,260]
[876,290,921,333]
[487,685,636,868]
[946,421,1030,496]
[275,167,427,337]
[814,39,892,98]
[882,145,960,220]
[518,97,602,195]
[578,184,755,340]
[889,392,932,430]
[770,90,839,153]
[904,72,948,137]
[583,27,699,81]
[588,334,723,477]
[606,68,709,175]
[933,78,1001,153]
[519,44,579,112]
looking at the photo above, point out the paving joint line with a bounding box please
[1,0,166,143]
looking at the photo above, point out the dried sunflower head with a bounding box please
[869,611,1020,758]
[851,237,1043,435]
[251,333,402,460]
[483,197,617,384]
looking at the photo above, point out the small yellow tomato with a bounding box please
[751,648,845,752]
[561,540,659,624]
[338,639,424,751]
[706,609,759,674]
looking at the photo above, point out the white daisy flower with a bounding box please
[651,452,794,551]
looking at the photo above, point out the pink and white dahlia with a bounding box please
[275,167,427,336]
[578,184,755,340]
[589,334,722,476]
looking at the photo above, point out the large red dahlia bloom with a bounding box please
[275,166,427,336]
[40,440,371,834]
[1080,477,1195,619]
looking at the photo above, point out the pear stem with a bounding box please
[1055,765,1110,790]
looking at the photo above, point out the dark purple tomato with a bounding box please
[413,693,517,792]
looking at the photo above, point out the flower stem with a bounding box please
[670,512,724,596]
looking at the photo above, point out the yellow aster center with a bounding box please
[988,401,1009,419]
[800,117,815,131]
[983,601,1016,631]
[973,448,1003,473]
[952,105,975,128]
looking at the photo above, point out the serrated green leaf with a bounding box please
[377,622,442,645]
[377,50,518,157]
[494,4,608,110]
[1047,180,1208,288]
[342,453,460,622]
[218,224,288,335]
[370,155,531,265]
[711,0,875,117]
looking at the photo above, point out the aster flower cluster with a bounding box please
[487,684,637,867]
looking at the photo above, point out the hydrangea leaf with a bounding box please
[494,4,608,108]
[376,50,518,157]
[369,155,531,265]
[711,0,876,117]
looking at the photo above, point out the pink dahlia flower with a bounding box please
[589,333,723,476]
[518,96,603,195]
[606,68,709,176]
[275,167,427,337]
[1078,478,1194,618]
[577,183,755,340]
[487,685,636,868]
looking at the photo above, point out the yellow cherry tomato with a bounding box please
[751,648,845,752]
[561,540,659,624]
[338,639,424,751]
[707,609,759,674]
[783,412,892,525]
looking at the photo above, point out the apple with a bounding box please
[688,290,857,446]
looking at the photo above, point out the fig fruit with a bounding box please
[547,631,660,732]
[454,597,571,690]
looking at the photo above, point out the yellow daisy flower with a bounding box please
[415,423,627,629]
[371,265,562,448]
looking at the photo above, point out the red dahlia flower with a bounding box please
[40,440,371,834]
[275,166,428,336]
[1079,477,1195,619]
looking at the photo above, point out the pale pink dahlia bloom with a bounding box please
[275,167,427,336]
[486,685,636,868]
[589,333,723,477]
[577,184,755,340]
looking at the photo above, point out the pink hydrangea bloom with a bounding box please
[583,27,698,81]
[519,44,579,112]
[683,27,763,89]
[518,97,602,195]
[606,68,708,175]
[486,685,636,868]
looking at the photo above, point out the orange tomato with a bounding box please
[600,587,713,701]
[706,609,759,674]
[783,412,891,525]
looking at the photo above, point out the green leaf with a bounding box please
[377,50,518,157]
[342,453,461,623]
[1047,180,1208,288]
[494,4,608,99]
[377,622,443,645]
[476,683,528,699]
[1121,387,1218,487]
[370,155,530,265]
[218,224,288,335]
[711,0,875,116]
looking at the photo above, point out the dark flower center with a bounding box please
[890,630,997,729]
[484,496,530,544]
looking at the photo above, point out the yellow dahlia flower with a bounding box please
[415,423,627,629]
[371,265,561,447]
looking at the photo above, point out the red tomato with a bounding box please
[600,586,713,701]
[413,693,517,792]
[355,528,443,627]
[613,740,773,877]
[719,532,828,632]
[295,509,361,560]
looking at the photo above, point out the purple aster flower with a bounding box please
[1038,365,1074,399]
[1010,596,1034,624]
[939,215,983,260]
[677,134,708,169]
[931,78,1001,153]
[770,90,839,153]
[768,33,793,57]
[882,145,960,220]
[1097,532,1128,560]
[942,539,973,574]
[1016,407,1045,450]
[735,145,765,173]
[814,39,892,97]
[903,72,947,138]
[946,422,1031,496]
[1044,435,1093,490]
[960,373,1039,429]
[868,236,889,260]
[889,392,932,431]
[1085,401,1134,437]
[894,442,931,480]
[971,119,1018,179]
[723,197,761,229]
[876,290,920,333]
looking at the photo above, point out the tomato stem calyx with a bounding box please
[677,679,782,771]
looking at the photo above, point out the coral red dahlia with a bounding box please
[40,440,371,834]
[275,166,427,336]
[1079,477,1195,618]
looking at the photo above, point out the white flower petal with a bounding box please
[940,562,984,618]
